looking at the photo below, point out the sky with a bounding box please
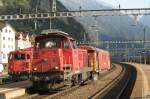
[97,0,150,8]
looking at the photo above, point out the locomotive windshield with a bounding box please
[45,41,56,48]
[14,53,26,60]
[37,36,70,48]
[9,53,30,60]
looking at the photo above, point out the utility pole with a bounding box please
[143,27,146,64]
[34,7,38,30]
[115,42,118,58]
[83,32,87,42]
[106,42,110,51]
[125,43,128,62]
[50,0,57,30]
[94,16,99,47]
[140,55,141,64]
[144,27,146,48]
[52,0,57,16]
[49,18,52,30]
[34,20,37,30]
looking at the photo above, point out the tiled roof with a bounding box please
[0,21,6,29]
[15,32,30,40]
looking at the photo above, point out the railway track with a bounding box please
[116,63,137,99]
[15,64,117,99]
[99,63,137,99]
[16,63,136,99]
[88,63,126,99]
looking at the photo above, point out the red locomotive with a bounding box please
[8,48,32,80]
[8,30,110,90]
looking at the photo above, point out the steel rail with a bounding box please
[88,63,126,99]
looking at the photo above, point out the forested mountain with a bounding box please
[60,0,150,41]
[0,0,86,41]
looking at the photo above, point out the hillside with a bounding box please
[0,0,86,41]
[60,0,150,41]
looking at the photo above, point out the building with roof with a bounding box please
[0,22,16,66]
[15,32,31,50]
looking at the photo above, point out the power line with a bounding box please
[1,8,150,21]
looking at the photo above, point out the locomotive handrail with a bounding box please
[41,29,69,36]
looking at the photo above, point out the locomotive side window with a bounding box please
[63,40,69,48]
[72,41,77,49]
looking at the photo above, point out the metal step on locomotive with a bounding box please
[8,29,110,90]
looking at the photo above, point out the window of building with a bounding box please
[11,38,13,41]
[3,53,5,59]
[8,37,10,41]
[5,29,7,33]
[3,44,5,48]
[3,37,5,40]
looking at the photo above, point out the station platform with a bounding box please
[0,80,32,99]
[124,62,150,98]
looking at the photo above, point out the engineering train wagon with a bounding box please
[8,48,32,80]
[98,49,110,70]
[78,45,110,72]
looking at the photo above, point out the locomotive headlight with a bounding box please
[33,68,37,71]
[55,66,59,69]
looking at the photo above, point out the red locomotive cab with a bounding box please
[32,30,73,74]
[8,48,32,76]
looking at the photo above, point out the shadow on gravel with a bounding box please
[102,63,137,99]
[26,86,64,95]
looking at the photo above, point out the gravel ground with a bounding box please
[51,64,122,99]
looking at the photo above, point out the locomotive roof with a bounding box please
[78,45,97,51]
[79,45,109,53]
[37,29,74,40]
[41,29,69,35]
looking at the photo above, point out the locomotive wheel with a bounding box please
[71,74,83,86]
[47,80,55,90]
[90,71,94,80]
[78,74,83,85]
[71,75,76,86]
